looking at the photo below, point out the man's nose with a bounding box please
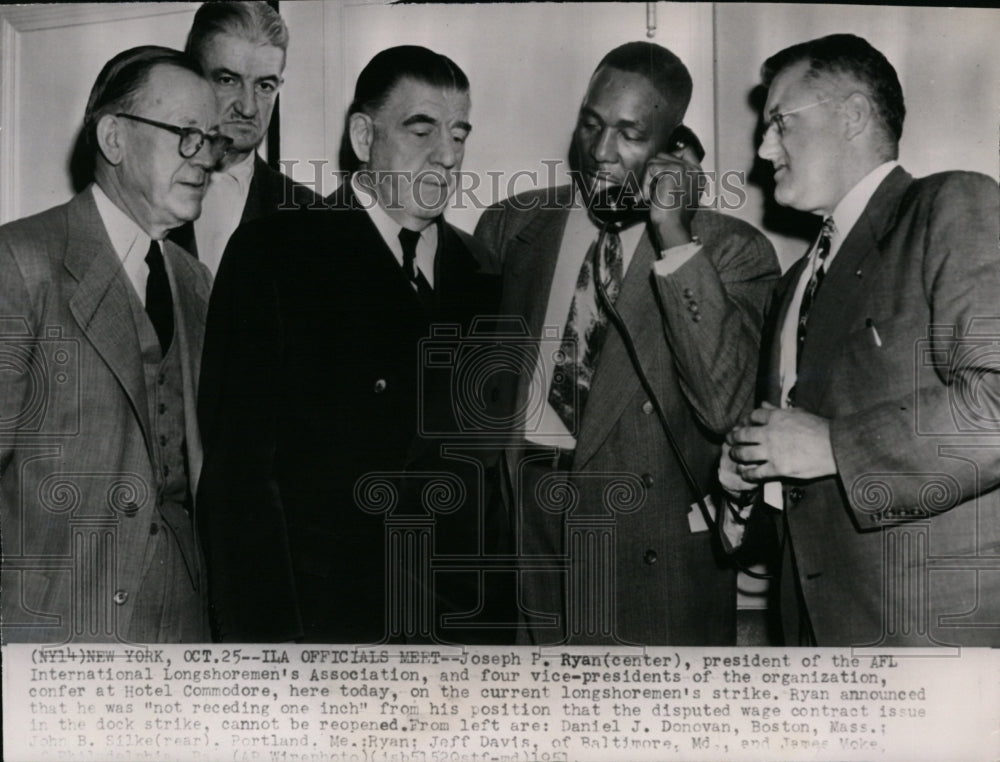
[189,139,218,170]
[590,127,618,164]
[757,122,780,162]
[430,133,459,169]
[232,83,258,117]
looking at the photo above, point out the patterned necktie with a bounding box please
[144,240,174,353]
[398,227,434,305]
[796,217,836,371]
[787,218,834,406]
[548,226,624,435]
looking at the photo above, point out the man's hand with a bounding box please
[726,403,837,481]
[644,150,702,250]
[719,442,758,498]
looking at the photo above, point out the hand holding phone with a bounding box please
[586,125,705,247]
[644,124,704,249]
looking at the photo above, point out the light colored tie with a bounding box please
[548,227,624,434]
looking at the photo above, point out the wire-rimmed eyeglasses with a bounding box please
[764,98,834,138]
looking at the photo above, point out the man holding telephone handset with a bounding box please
[476,41,779,645]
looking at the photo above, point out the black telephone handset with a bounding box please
[588,124,704,227]
[583,122,762,578]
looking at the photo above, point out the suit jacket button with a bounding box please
[374,378,387,394]
[641,400,654,415]
[642,473,654,488]
[683,288,693,298]
[112,590,128,605]
[788,487,804,502]
[643,549,658,565]
[692,314,701,323]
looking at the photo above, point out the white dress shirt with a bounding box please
[351,174,437,287]
[91,183,154,306]
[193,150,255,277]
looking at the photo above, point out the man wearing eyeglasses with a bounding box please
[721,35,1000,647]
[0,46,227,643]
[168,1,322,277]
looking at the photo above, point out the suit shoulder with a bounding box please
[486,185,571,215]
[906,170,999,204]
[449,223,492,264]
[277,168,327,211]
[695,209,770,245]
[0,202,70,280]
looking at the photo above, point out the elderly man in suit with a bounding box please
[198,45,503,643]
[475,41,779,645]
[723,34,1000,647]
[168,1,322,275]
[0,46,227,643]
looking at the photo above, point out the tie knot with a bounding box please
[145,239,163,267]
[816,217,835,261]
[398,228,421,257]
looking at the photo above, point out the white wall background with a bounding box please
[1,1,997,260]
[715,3,1000,268]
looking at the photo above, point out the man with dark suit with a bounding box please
[0,46,228,643]
[197,46,503,643]
[475,42,779,645]
[169,1,322,275]
[723,34,1000,646]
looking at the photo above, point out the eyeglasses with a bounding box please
[764,98,834,138]
[116,113,233,162]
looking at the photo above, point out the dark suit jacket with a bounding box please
[760,167,1000,646]
[196,185,502,643]
[168,154,324,257]
[0,188,211,643]
[475,186,779,645]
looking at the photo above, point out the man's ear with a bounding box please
[95,113,125,166]
[349,112,374,164]
[843,91,873,141]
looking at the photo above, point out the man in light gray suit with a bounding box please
[475,42,779,645]
[0,46,229,643]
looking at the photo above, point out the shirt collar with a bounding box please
[90,182,151,263]
[830,160,898,247]
[351,173,439,255]
[218,150,256,194]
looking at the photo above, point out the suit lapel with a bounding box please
[240,154,272,225]
[164,242,210,497]
[764,258,809,406]
[797,166,913,409]
[65,189,153,460]
[504,202,571,435]
[573,227,659,467]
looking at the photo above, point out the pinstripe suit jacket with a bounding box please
[760,167,1000,646]
[0,187,211,643]
[475,186,779,644]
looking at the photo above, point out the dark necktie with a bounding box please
[398,227,434,305]
[548,226,624,434]
[145,240,174,353]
